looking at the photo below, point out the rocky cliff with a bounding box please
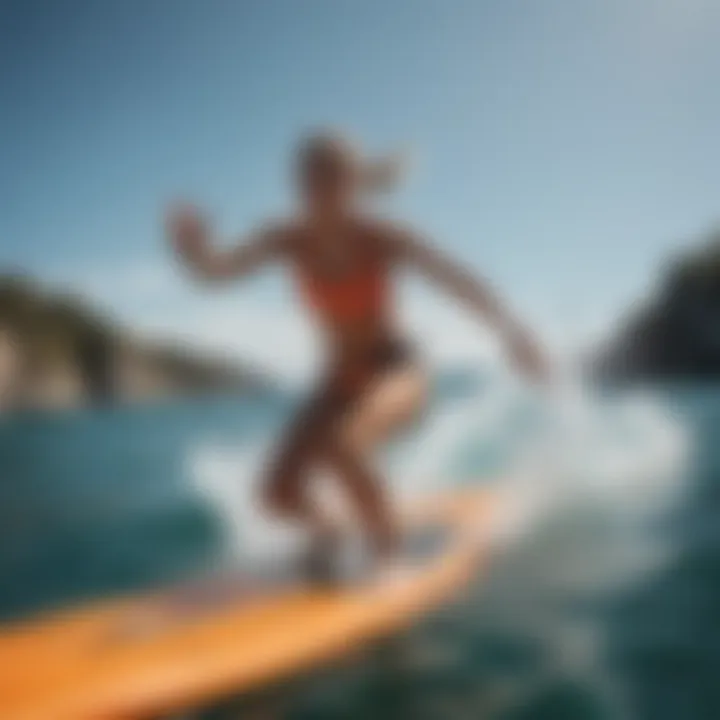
[0,274,272,411]
[593,230,720,382]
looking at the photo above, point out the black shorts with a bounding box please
[370,336,414,373]
[323,336,416,409]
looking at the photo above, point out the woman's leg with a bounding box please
[325,364,428,559]
[261,364,427,567]
[342,364,428,452]
[260,387,345,541]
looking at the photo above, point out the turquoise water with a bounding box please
[0,374,711,719]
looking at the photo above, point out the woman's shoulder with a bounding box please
[354,213,408,243]
[354,214,419,256]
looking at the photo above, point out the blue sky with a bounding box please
[2,0,720,375]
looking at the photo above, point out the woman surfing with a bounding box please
[167,130,548,581]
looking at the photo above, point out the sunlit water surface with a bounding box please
[0,371,710,719]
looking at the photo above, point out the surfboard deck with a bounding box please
[0,487,495,720]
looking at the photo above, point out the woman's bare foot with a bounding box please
[303,525,345,586]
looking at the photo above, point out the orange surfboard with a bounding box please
[0,488,496,720]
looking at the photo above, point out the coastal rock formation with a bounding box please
[0,274,271,411]
[593,231,720,382]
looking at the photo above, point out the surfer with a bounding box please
[167,130,548,580]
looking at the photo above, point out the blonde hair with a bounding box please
[296,129,405,195]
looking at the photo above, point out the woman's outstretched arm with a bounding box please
[166,204,289,282]
[388,226,550,380]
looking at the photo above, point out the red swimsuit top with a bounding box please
[295,256,389,326]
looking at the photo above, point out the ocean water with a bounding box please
[0,371,712,720]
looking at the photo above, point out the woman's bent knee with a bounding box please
[260,470,300,516]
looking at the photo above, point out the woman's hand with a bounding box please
[164,204,286,283]
[166,203,209,261]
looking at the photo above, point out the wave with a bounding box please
[186,371,690,575]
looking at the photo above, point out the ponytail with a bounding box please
[361,152,407,195]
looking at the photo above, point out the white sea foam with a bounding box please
[186,372,690,569]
